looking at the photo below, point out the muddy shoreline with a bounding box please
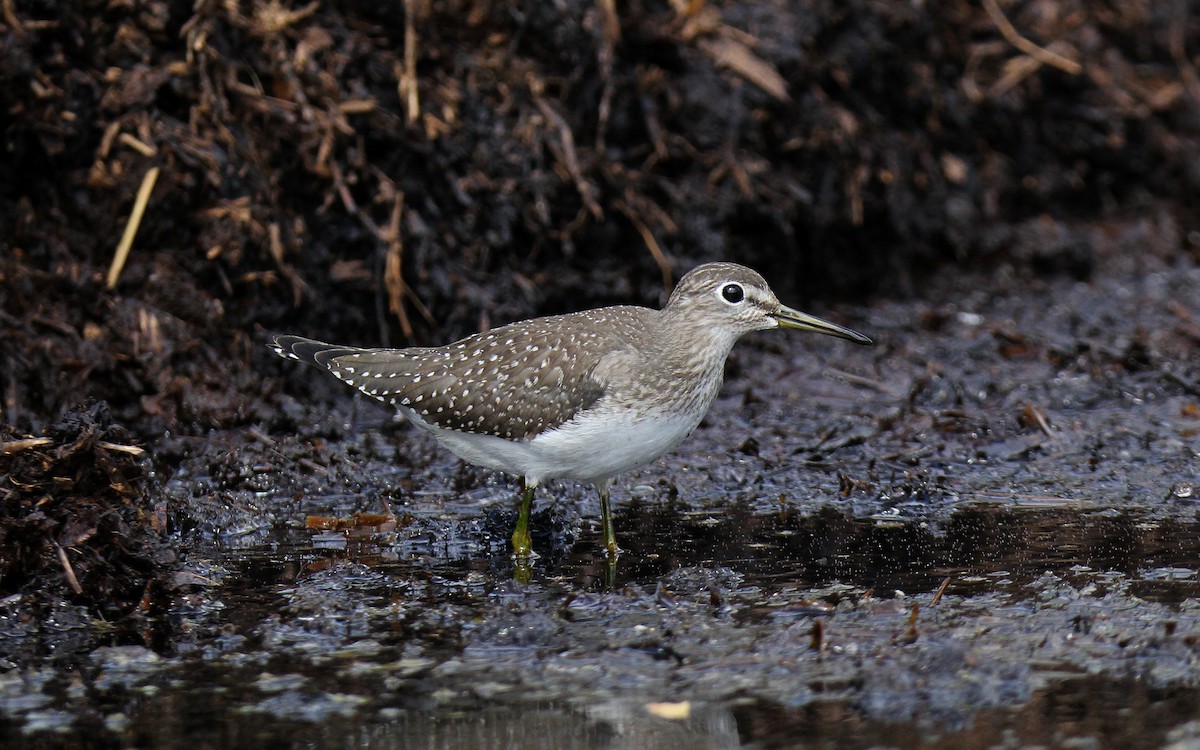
[4,245,1200,747]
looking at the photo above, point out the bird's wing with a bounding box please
[270,314,632,440]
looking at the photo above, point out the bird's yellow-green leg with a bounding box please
[513,560,533,584]
[599,484,621,558]
[512,483,536,559]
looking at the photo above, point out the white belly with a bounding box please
[399,404,705,488]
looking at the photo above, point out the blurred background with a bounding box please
[3,0,1196,436]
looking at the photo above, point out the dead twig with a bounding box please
[0,437,54,455]
[1022,402,1055,438]
[931,576,951,606]
[96,440,146,456]
[251,0,319,34]
[674,1,789,101]
[55,542,83,595]
[382,193,414,339]
[0,0,25,37]
[616,202,673,295]
[267,221,309,307]
[810,619,826,653]
[534,96,603,220]
[900,603,920,643]
[594,0,620,153]
[989,54,1048,99]
[118,133,157,158]
[400,0,422,124]
[327,164,432,339]
[697,35,789,101]
[980,0,1081,76]
[106,165,161,289]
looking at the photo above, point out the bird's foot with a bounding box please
[513,558,534,584]
[510,547,540,561]
[510,528,538,561]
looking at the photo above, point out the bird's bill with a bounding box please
[772,305,873,345]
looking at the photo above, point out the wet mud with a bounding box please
[3,241,1199,748]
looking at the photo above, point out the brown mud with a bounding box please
[2,1,1200,747]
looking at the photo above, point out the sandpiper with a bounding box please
[271,262,871,558]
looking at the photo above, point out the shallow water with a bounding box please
[4,501,1199,749]
[216,501,1200,603]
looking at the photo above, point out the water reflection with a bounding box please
[209,503,1200,605]
[732,677,1200,750]
[86,678,1200,750]
[556,504,1200,601]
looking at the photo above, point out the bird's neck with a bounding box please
[649,307,739,381]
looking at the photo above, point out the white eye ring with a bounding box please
[719,282,745,305]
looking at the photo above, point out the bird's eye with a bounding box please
[721,283,744,304]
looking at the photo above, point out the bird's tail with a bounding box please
[268,335,365,369]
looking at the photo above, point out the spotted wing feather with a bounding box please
[270,315,633,440]
[269,335,364,367]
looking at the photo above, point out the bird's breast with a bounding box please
[525,402,708,484]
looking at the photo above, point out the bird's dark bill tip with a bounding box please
[773,306,873,345]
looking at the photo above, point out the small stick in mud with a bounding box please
[931,576,952,606]
[900,603,920,644]
[55,542,83,595]
[1021,402,1055,438]
[0,437,53,456]
[96,441,145,456]
[810,619,826,653]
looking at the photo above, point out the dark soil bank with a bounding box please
[2,1,1199,747]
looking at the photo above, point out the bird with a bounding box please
[270,262,871,559]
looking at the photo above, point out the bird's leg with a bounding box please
[603,556,618,589]
[512,482,536,559]
[599,483,621,558]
